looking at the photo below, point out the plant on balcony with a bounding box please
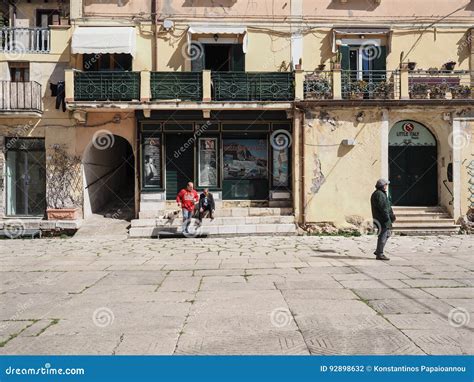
[407,61,417,71]
[450,85,472,99]
[427,67,440,75]
[373,81,395,99]
[429,83,448,99]
[349,80,368,100]
[410,83,429,99]
[46,145,83,220]
[304,74,332,100]
[442,61,456,72]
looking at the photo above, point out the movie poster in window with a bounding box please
[223,139,268,180]
[198,138,218,187]
[143,137,161,187]
[272,147,289,187]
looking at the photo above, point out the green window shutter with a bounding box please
[230,44,245,71]
[191,43,205,72]
[340,45,350,70]
[372,46,387,72]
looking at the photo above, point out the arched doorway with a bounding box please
[388,120,438,206]
[82,134,135,219]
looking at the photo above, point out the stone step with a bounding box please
[392,227,460,236]
[393,218,456,224]
[394,212,452,219]
[131,215,296,228]
[129,223,298,238]
[139,207,294,219]
[392,206,446,213]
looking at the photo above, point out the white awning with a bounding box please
[187,25,248,53]
[71,27,136,57]
[332,27,391,53]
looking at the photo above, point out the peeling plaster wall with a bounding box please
[301,107,474,227]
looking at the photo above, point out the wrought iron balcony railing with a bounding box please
[0,81,42,112]
[341,70,400,100]
[409,70,472,100]
[304,71,333,100]
[0,27,50,53]
[151,72,202,101]
[74,71,140,101]
[212,72,294,101]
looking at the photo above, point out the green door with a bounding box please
[165,135,194,200]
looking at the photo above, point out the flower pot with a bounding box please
[410,92,429,99]
[452,92,471,99]
[317,64,326,71]
[444,62,456,72]
[47,208,80,220]
[407,62,417,71]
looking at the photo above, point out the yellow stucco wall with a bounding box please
[300,108,473,226]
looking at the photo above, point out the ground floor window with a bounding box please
[5,138,46,216]
[139,118,292,200]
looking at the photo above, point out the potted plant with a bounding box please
[304,74,332,100]
[374,81,394,99]
[430,83,448,99]
[450,85,471,99]
[332,51,342,70]
[410,83,429,99]
[427,67,439,75]
[46,145,83,220]
[317,64,326,71]
[443,61,456,72]
[407,61,417,71]
[349,80,367,100]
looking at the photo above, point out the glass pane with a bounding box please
[272,147,289,188]
[198,138,218,187]
[26,151,46,215]
[143,137,161,188]
[223,139,268,180]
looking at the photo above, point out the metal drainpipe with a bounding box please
[293,104,306,226]
[151,0,157,71]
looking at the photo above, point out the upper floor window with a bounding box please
[83,53,133,71]
[9,62,29,82]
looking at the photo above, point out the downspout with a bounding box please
[293,104,306,226]
[151,0,157,71]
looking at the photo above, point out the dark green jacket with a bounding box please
[371,189,395,229]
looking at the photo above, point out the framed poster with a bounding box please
[142,136,161,188]
[223,139,268,180]
[198,137,218,187]
[272,147,289,187]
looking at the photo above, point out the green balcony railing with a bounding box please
[212,72,294,101]
[74,71,140,101]
[151,72,202,101]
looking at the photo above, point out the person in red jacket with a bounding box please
[176,182,199,233]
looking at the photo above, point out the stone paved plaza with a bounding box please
[0,235,473,355]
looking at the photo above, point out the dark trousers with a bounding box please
[375,227,391,255]
[198,205,213,222]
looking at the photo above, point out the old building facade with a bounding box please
[0,0,473,236]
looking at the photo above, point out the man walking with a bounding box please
[176,182,199,234]
[370,178,396,261]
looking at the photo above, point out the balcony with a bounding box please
[0,27,50,53]
[64,68,473,107]
[0,81,42,115]
[151,72,202,101]
[74,71,141,101]
[212,72,294,101]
